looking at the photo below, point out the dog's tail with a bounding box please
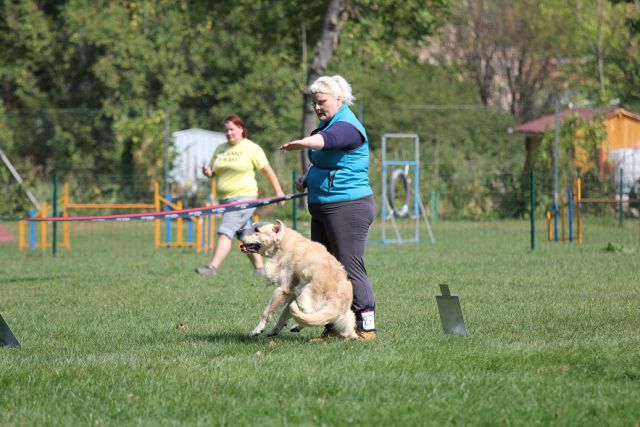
[289,301,337,327]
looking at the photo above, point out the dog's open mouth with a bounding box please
[240,243,261,254]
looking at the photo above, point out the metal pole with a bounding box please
[619,167,624,227]
[292,169,298,230]
[553,98,560,242]
[0,145,40,210]
[530,170,536,250]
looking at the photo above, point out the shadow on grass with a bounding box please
[0,274,71,285]
[185,331,308,344]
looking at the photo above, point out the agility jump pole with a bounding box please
[153,181,210,250]
[153,180,218,253]
[0,145,40,210]
[18,192,70,252]
[19,181,155,251]
[19,180,215,252]
[26,192,306,223]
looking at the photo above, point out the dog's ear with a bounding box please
[273,220,285,238]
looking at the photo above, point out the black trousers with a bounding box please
[308,195,376,313]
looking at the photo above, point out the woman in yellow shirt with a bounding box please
[196,115,285,276]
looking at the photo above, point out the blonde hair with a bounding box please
[309,75,355,106]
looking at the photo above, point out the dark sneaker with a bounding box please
[356,328,377,341]
[196,265,217,275]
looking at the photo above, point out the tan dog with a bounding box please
[240,220,357,339]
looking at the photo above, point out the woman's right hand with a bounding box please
[202,165,213,177]
[296,172,308,192]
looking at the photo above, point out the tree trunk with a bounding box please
[299,0,347,174]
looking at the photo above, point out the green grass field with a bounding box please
[1,218,639,426]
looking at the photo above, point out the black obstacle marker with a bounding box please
[0,313,20,347]
[436,284,467,336]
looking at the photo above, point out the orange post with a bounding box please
[40,201,48,251]
[576,176,583,244]
[176,200,183,245]
[196,218,203,253]
[154,181,161,248]
[18,221,25,251]
[546,210,552,241]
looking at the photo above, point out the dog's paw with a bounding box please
[266,327,280,337]
[263,278,275,287]
[251,327,264,336]
[290,325,302,333]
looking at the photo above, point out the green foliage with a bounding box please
[333,61,521,218]
[533,113,608,201]
[0,0,637,220]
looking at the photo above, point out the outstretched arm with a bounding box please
[280,134,325,151]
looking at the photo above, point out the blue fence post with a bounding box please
[165,193,172,246]
[29,209,36,251]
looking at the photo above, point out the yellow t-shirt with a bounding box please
[209,138,269,200]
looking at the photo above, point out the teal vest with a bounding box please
[307,105,373,203]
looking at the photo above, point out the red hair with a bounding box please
[225,115,249,138]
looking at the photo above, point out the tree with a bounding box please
[433,0,577,122]
[297,0,451,172]
[533,113,608,198]
[607,0,640,109]
[299,0,347,172]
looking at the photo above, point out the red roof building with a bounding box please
[511,108,640,174]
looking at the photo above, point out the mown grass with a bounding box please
[1,218,639,426]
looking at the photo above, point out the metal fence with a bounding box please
[3,165,638,257]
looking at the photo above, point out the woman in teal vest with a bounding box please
[281,75,376,341]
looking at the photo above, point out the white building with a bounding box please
[171,128,226,192]
[609,148,640,192]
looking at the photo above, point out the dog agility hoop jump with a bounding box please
[378,133,435,244]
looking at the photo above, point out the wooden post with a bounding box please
[196,218,202,253]
[40,201,47,251]
[154,181,160,248]
[18,221,25,251]
[176,200,183,245]
[576,176,583,244]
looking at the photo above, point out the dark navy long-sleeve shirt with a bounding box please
[318,121,365,151]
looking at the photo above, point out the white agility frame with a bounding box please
[379,133,435,244]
